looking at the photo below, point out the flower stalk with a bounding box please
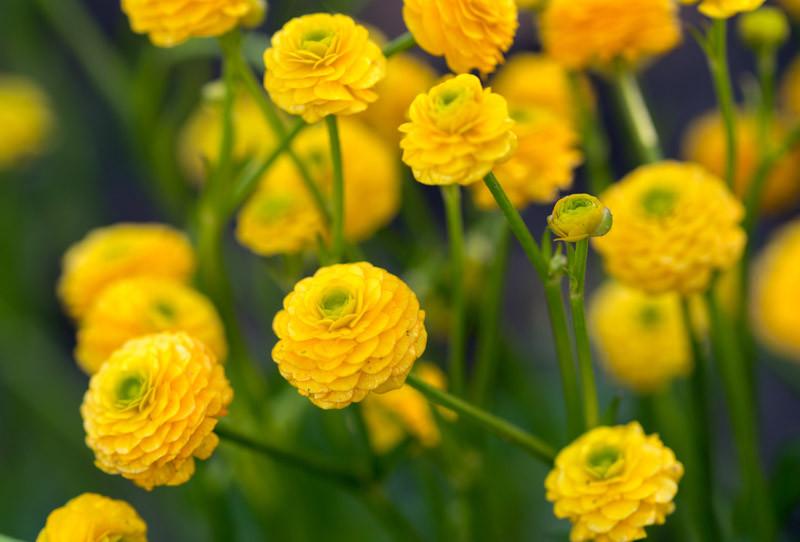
[567,72,613,193]
[705,19,738,188]
[611,65,662,164]
[326,115,345,263]
[441,185,467,395]
[382,32,417,58]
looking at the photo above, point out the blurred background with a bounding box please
[1,0,800,540]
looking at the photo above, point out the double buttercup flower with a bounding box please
[37,493,147,542]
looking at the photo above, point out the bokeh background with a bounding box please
[1,0,800,540]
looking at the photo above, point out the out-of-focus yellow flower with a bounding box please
[82,332,232,490]
[400,74,517,186]
[516,0,543,9]
[739,7,790,50]
[121,0,263,47]
[263,14,386,123]
[359,53,437,145]
[780,56,800,118]
[362,362,446,453]
[680,0,765,18]
[541,0,681,70]
[548,194,612,242]
[179,83,274,183]
[403,0,518,75]
[682,110,800,215]
[778,0,800,20]
[58,224,196,321]
[471,107,581,209]
[37,493,147,542]
[546,422,683,542]
[272,262,427,409]
[593,161,745,294]
[752,220,800,361]
[75,277,227,375]
[0,75,53,170]
[589,282,692,392]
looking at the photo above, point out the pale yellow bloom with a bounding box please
[37,493,147,542]
[0,75,53,170]
[681,0,765,18]
[403,0,518,75]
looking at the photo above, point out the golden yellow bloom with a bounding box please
[272,262,427,409]
[121,0,263,47]
[400,74,517,186]
[362,362,446,453]
[589,282,692,392]
[541,0,681,70]
[548,194,612,242]
[780,56,800,118]
[546,422,683,542]
[37,493,147,542]
[58,223,196,321]
[263,14,386,123]
[778,0,800,20]
[680,0,765,18]
[403,0,518,75]
[0,75,53,170]
[752,220,800,361]
[593,162,745,294]
[682,110,800,215]
[81,332,232,490]
[471,107,581,209]
[75,277,227,375]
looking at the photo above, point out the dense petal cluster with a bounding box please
[589,282,692,392]
[263,14,386,123]
[546,422,684,542]
[76,277,227,375]
[272,262,427,409]
[752,220,800,361]
[400,74,517,186]
[541,0,681,70]
[58,223,196,320]
[121,0,264,47]
[0,75,53,170]
[548,194,612,242]
[593,161,745,294]
[81,332,233,490]
[37,493,147,542]
[680,0,765,18]
[403,0,518,74]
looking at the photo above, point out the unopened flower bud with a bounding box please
[548,194,612,242]
[241,0,267,27]
[739,8,789,51]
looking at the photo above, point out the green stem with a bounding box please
[407,375,556,464]
[441,185,467,395]
[361,486,425,542]
[325,115,345,263]
[382,32,417,58]
[611,65,662,164]
[706,19,738,188]
[567,240,598,429]
[567,72,614,193]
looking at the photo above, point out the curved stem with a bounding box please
[325,115,345,263]
[441,185,466,395]
[611,65,662,164]
[706,19,737,188]
[382,32,416,58]
[567,240,598,429]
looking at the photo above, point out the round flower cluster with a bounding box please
[272,262,427,409]
[37,493,147,542]
[263,13,386,123]
[81,332,233,490]
[545,422,684,542]
[593,161,746,294]
[681,0,765,18]
[0,75,53,170]
[403,0,518,75]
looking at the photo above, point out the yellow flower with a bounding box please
[541,0,681,70]
[400,74,517,186]
[548,194,612,242]
[778,0,800,20]
[738,7,790,50]
[121,0,263,47]
[589,282,692,392]
[272,262,427,409]
[471,107,581,210]
[403,0,518,75]
[37,493,147,542]
[362,362,446,453]
[263,14,386,123]
[546,422,683,542]
[0,75,53,170]
[780,56,800,118]
[680,0,765,18]
[752,220,800,361]
[81,332,233,490]
[593,161,745,294]
[58,223,196,321]
[682,110,800,215]
[75,277,227,375]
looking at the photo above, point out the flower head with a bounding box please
[121,0,264,47]
[541,0,681,70]
[546,422,684,542]
[593,161,745,294]
[681,0,765,18]
[739,7,790,50]
[272,262,427,409]
[58,224,196,321]
[37,493,147,542]
[0,75,53,170]
[263,14,386,123]
[548,194,612,242]
[403,0,518,75]
[400,74,517,186]
[76,277,227,375]
[81,332,233,490]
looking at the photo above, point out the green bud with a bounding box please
[739,8,789,51]
[547,194,612,242]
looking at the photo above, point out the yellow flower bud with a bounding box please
[548,194,612,242]
[0,75,53,170]
[739,7,790,50]
[681,0,766,18]
[37,493,147,542]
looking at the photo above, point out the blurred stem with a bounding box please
[382,32,416,57]
[441,185,467,395]
[407,375,556,463]
[567,240,598,429]
[361,487,425,542]
[326,115,345,263]
[348,404,379,480]
[610,65,662,164]
[568,72,613,193]
[755,48,777,151]
[706,19,737,188]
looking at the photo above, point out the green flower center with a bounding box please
[256,195,294,223]
[318,287,355,320]
[115,374,148,409]
[304,29,332,43]
[153,300,175,320]
[301,28,334,55]
[586,444,624,479]
[638,304,662,328]
[641,187,677,217]
[434,87,467,113]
